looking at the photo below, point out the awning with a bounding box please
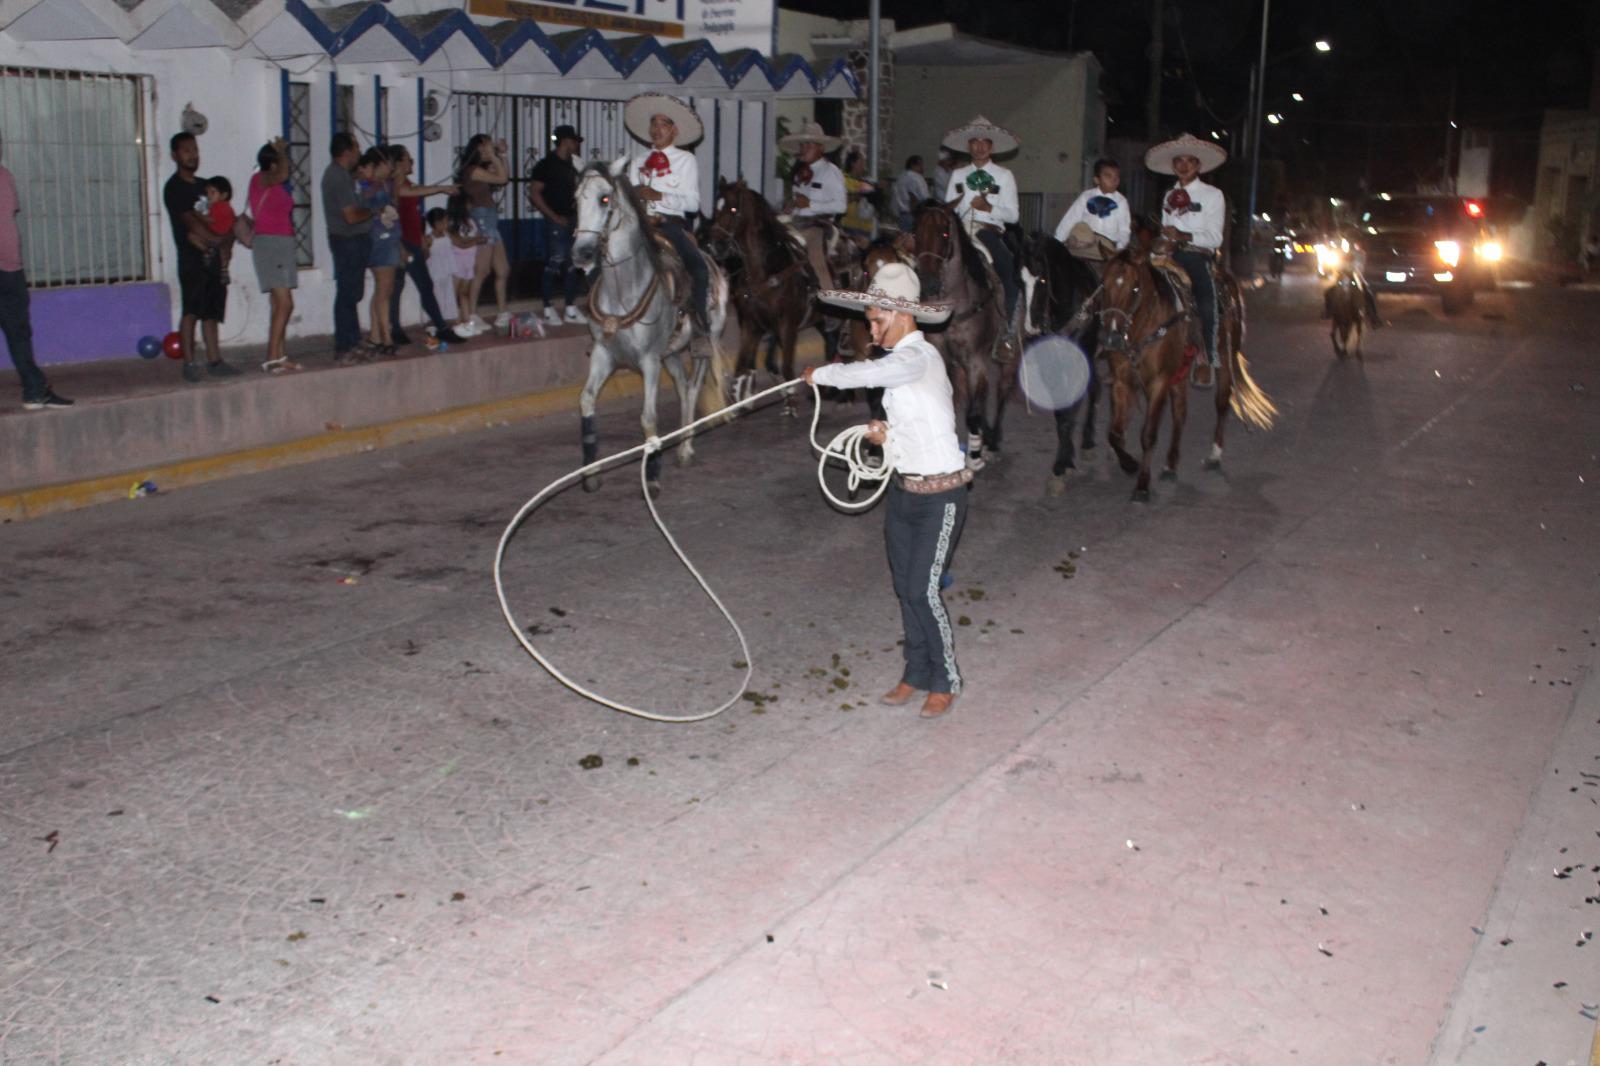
[0,0,859,97]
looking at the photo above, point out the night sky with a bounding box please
[786,0,1598,208]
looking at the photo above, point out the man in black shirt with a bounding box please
[527,124,584,325]
[162,132,237,382]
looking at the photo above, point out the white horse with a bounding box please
[571,162,730,494]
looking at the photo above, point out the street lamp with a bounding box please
[1246,0,1330,248]
[1290,92,1304,102]
[1314,39,1331,52]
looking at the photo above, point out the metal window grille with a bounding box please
[0,66,151,288]
[450,92,627,222]
[287,80,314,267]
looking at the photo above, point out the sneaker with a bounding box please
[563,305,583,323]
[22,389,73,410]
[206,360,241,378]
[542,306,562,325]
[493,311,511,330]
[182,362,204,383]
[438,328,467,345]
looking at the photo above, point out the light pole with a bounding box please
[1246,18,1330,256]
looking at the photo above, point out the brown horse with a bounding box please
[1097,242,1275,501]
[913,200,1011,469]
[1326,268,1366,361]
[706,178,820,412]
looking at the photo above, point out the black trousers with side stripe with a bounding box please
[884,483,968,695]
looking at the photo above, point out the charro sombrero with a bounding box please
[942,115,1019,156]
[778,120,842,155]
[1145,132,1227,175]
[819,262,952,324]
[623,92,704,147]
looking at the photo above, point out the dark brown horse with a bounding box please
[913,201,1011,470]
[1326,267,1366,361]
[1097,241,1275,501]
[706,178,820,411]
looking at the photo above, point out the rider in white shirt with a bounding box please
[890,155,930,232]
[942,115,1021,322]
[1147,133,1228,386]
[613,93,710,331]
[781,120,847,286]
[1053,158,1131,257]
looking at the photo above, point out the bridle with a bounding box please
[575,170,664,338]
[573,171,640,269]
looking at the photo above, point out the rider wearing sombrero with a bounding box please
[802,262,968,720]
[780,120,848,289]
[612,93,711,332]
[942,115,1022,325]
[1147,133,1227,388]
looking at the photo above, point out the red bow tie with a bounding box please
[1166,188,1192,213]
[642,150,671,177]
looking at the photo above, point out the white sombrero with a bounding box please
[1145,132,1227,175]
[819,262,952,324]
[778,120,842,155]
[623,92,704,147]
[942,115,1019,156]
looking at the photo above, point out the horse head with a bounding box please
[912,200,960,297]
[707,178,751,261]
[573,163,646,271]
[1097,252,1145,353]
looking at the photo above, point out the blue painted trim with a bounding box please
[735,100,743,177]
[280,69,290,140]
[278,0,860,99]
[374,74,383,141]
[328,70,337,134]
[416,79,426,184]
[712,100,722,190]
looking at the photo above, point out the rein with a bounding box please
[579,172,668,339]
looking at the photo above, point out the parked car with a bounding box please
[1353,195,1498,314]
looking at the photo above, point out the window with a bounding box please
[0,66,151,288]
[287,81,313,267]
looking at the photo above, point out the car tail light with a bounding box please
[1464,200,1484,219]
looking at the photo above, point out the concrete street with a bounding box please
[2,273,1598,1065]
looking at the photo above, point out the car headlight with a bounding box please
[1477,240,1503,262]
[1435,240,1461,267]
[1316,243,1343,271]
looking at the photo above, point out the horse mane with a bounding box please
[739,184,803,275]
[916,201,991,296]
[582,160,668,277]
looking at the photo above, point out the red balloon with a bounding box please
[162,331,184,360]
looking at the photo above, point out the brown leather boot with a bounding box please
[879,682,919,706]
[919,692,957,718]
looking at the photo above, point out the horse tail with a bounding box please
[1228,350,1277,430]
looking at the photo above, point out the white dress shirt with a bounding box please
[890,168,930,218]
[810,330,963,476]
[1160,177,1225,251]
[1053,187,1131,249]
[944,161,1019,228]
[613,145,699,218]
[793,157,847,218]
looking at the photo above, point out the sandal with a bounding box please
[260,357,303,374]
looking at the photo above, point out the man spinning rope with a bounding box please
[803,263,969,719]
[780,120,848,288]
[612,93,712,333]
[942,115,1022,324]
[1147,133,1227,389]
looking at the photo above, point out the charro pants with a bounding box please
[885,483,968,695]
[656,217,707,319]
[975,227,1018,321]
[1173,249,1217,365]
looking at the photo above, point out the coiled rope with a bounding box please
[493,377,893,722]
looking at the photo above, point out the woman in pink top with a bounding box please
[249,138,299,372]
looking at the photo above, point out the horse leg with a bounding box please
[1047,404,1078,496]
[672,350,706,467]
[1080,356,1100,453]
[1206,352,1231,472]
[639,362,664,496]
[986,353,1014,457]
[1107,366,1141,475]
[731,322,762,404]
[578,346,615,493]
[1163,363,1188,479]
[1133,376,1168,502]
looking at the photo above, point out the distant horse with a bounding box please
[913,200,1011,470]
[571,163,730,495]
[1326,268,1366,361]
[706,178,819,412]
[1021,233,1103,494]
[1097,240,1275,500]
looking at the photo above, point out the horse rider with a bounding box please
[780,120,848,287]
[942,115,1021,326]
[1147,132,1228,389]
[1053,157,1130,264]
[802,262,968,720]
[613,92,711,332]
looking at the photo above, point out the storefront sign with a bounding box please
[467,0,774,51]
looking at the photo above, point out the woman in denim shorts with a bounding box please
[358,148,402,356]
[455,134,511,334]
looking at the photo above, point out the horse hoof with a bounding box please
[581,474,602,493]
[1131,488,1151,504]
[1117,456,1140,475]
[1045,474,1067,497]
[676,449,693,467]
[646,480,662,499]
[966,455,987,473]
[1159,468,1177,482]
[1202,458,1221,472]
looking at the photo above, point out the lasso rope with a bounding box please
[492,377,893,722]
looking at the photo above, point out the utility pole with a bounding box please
[1146,0,1164,141]
[868,0,881,177]
[1246,0,1270,250]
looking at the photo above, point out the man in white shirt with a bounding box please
[890,155,929,232]
[942,115,1021,322]
[613,92,710,331]
[930,149,955,210]
[803,263,969,719]
[1147,132,1228,387]
[1053,158,1131,260]
[780,120,847,286]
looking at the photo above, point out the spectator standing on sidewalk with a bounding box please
[249,137,300,373]
[527,123,585,325]
[383,144,463,348]
[355,148,401,357]
[322,132,373,364]
[164,132,238,382]
[456,134,512,335]
[0,129,71,410]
